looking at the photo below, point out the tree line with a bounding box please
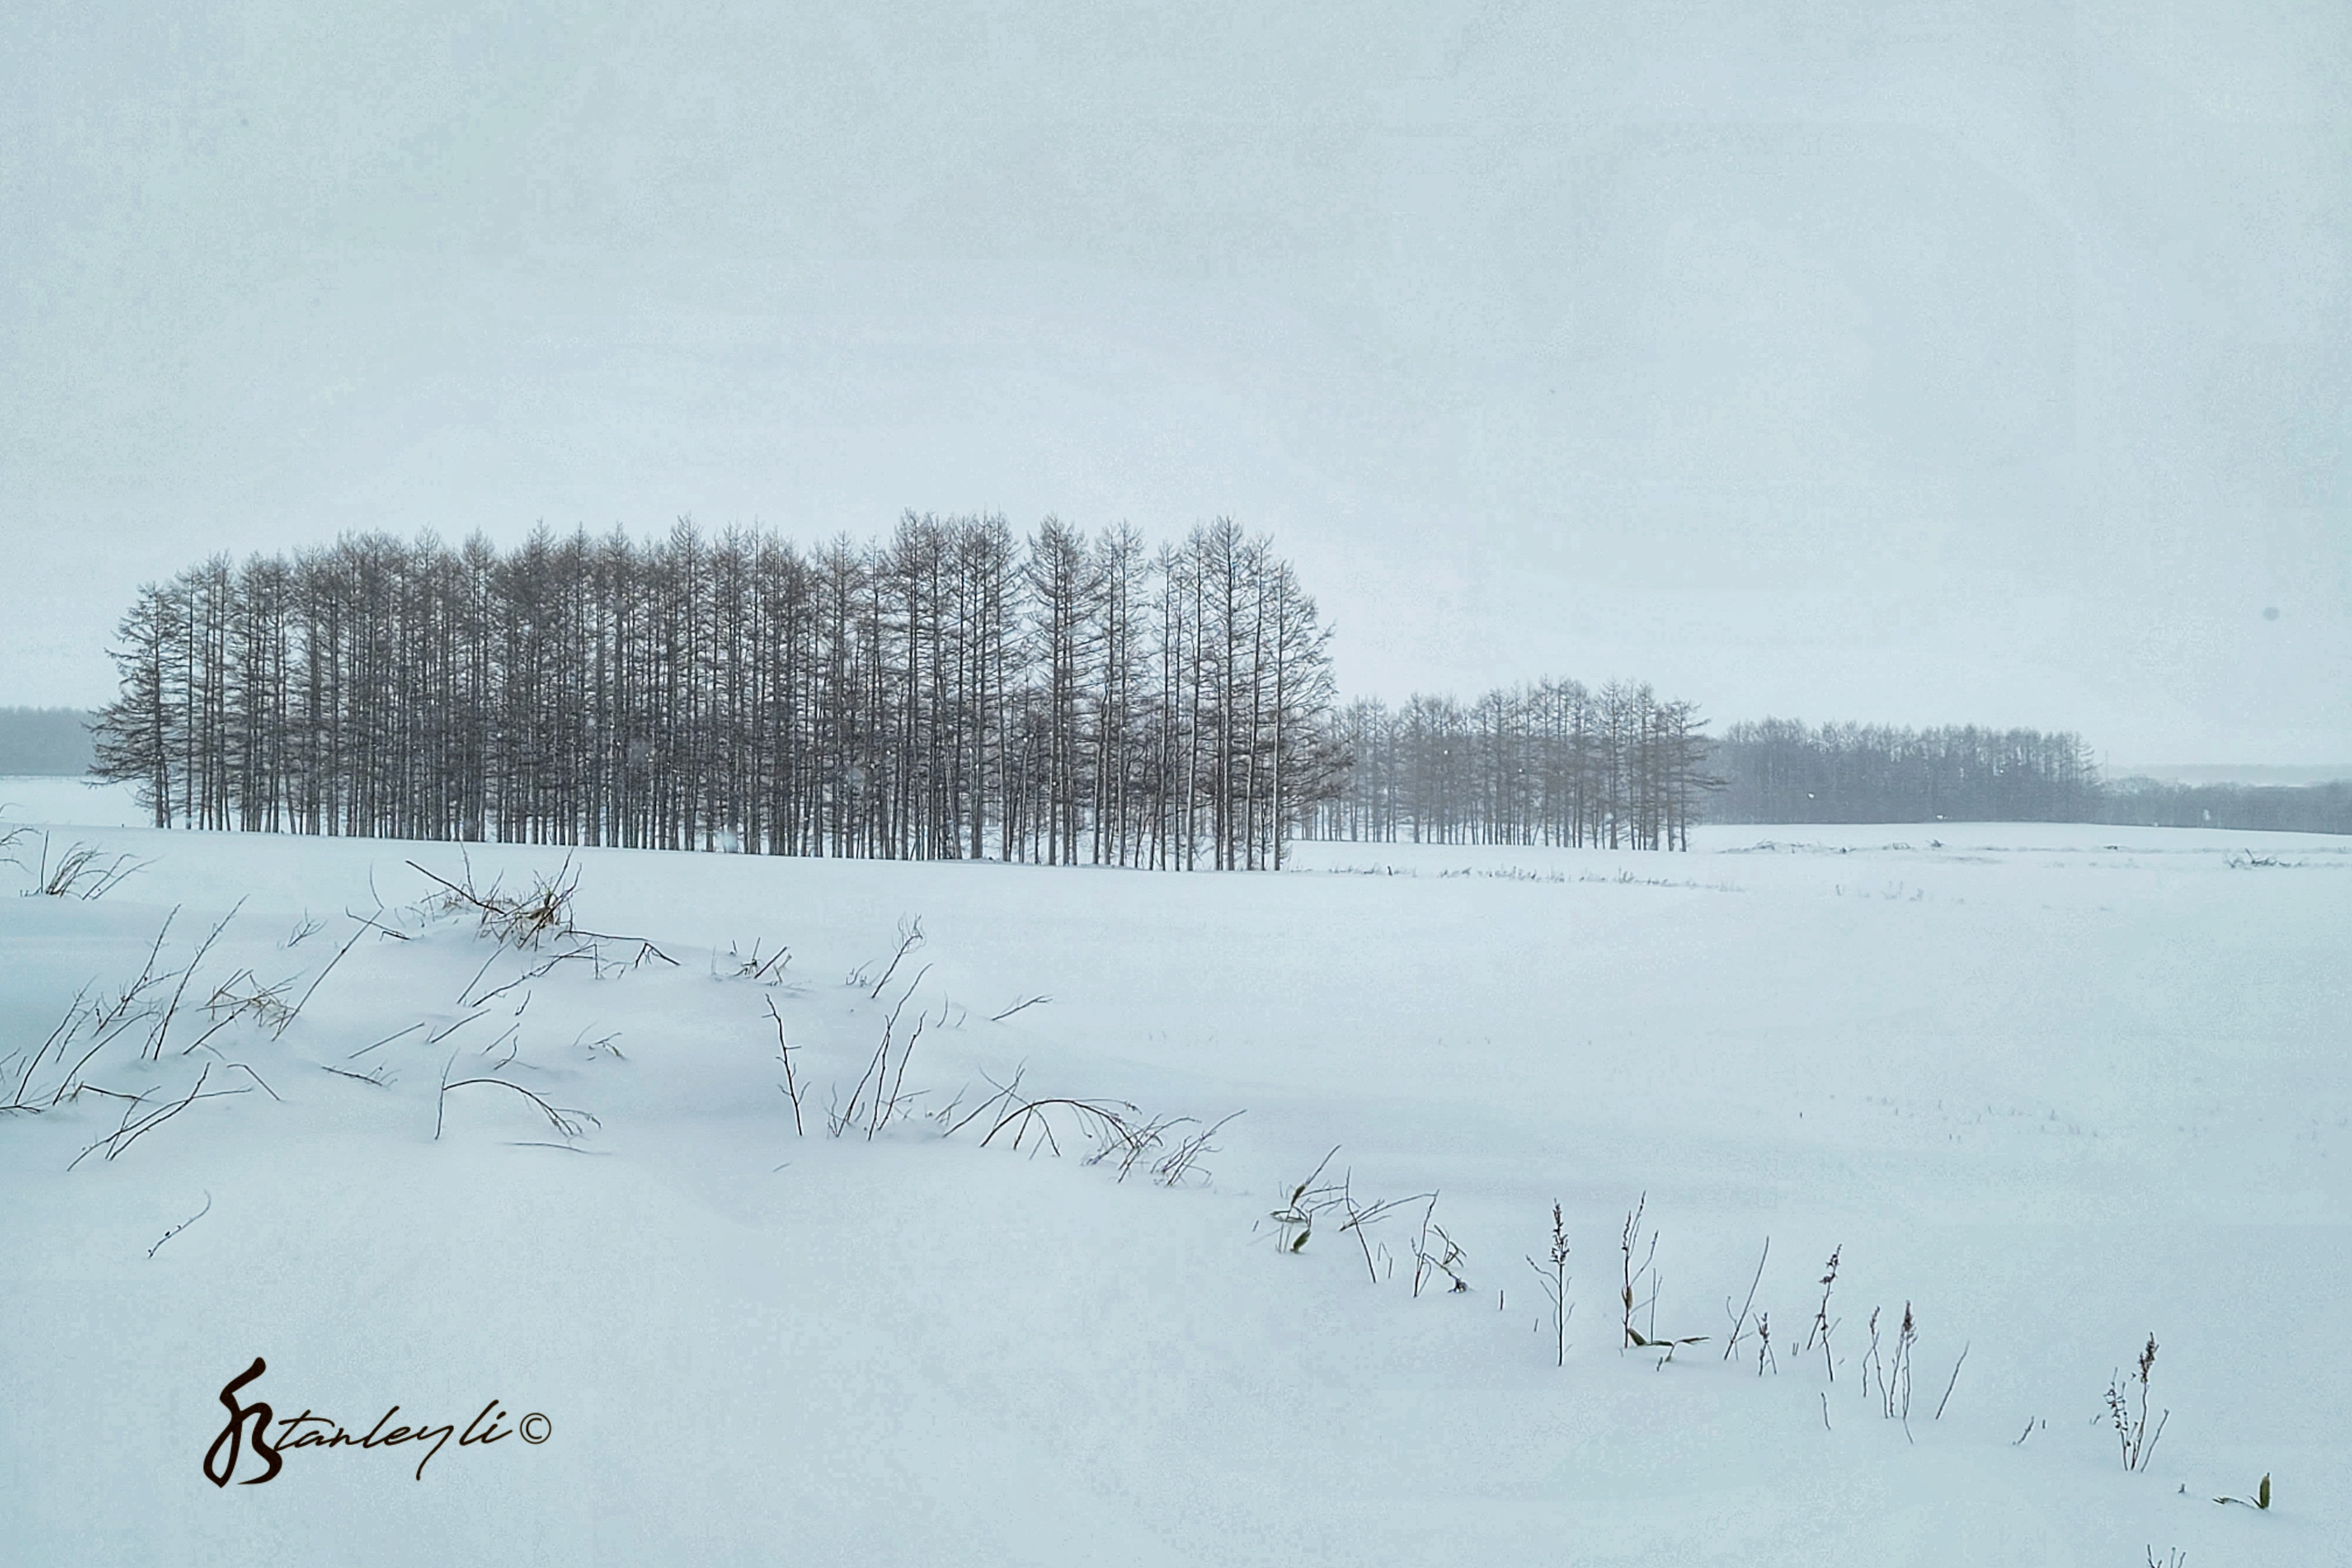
[100,519,2321,856]
[2097,778,2352,837]
[1705,718,2100,824]
[0,708,95,776]
[90,516,1345,869]
[1305,681,1719,850]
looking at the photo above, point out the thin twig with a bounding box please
[342,907,411,941]
[147,1191,213,1258]
[434,1049,459,1139]
[147,902,244,1060]
[456,947,503,1006]
[407,858,498,914]
[944,1068,1028,1140]
[765,997,804,1136]
[867,916,925,999]
[1155,1109,1243,1186]
[218,1059,282,1102]
[427,1011,486,1047]
[469,951,594,1008]
[349,1021,428,1059]
[279,915,370,1034]
[1723,1236,1769,1359]
[569,929,677,965]
[877,1005,927,1137]
[69,1066,250,1169]
[1935,1342,1969,1420]
[48,1021,118,1109]
[439,1075,595,1141]
[10,981,92,1108]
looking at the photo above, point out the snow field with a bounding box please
[2,781,2347,1564]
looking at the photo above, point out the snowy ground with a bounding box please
[3,777,2346,1565]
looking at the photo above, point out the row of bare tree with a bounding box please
[91,516,1343,869]
[76,549,2349,851]
[1707,718,2100,824]
[1306,681,1719,850]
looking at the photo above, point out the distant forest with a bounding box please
[1309,711,2351,841]
[0,707,93,775]
[2096,777,2352,836]
[72,524,2352,853]
[1307,686,1713,850]
[1696,718,2351,835]
[1705,718,2099,824]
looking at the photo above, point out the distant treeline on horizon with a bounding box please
[1708,718,2099,824]
[2095,775,2352,837]
[0,707,95,776]
[35,524,2352,849]
[1302,707,2346,843]
[1698,718,2352,836]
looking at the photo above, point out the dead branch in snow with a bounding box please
[990,994,1051,1023]
[858,915,926,999]
[766,997,804,1136]
[436,1054,596,1143]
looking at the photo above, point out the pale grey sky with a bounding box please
[4,1,2346,764]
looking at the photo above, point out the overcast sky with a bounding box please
[4,1,2346,765]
